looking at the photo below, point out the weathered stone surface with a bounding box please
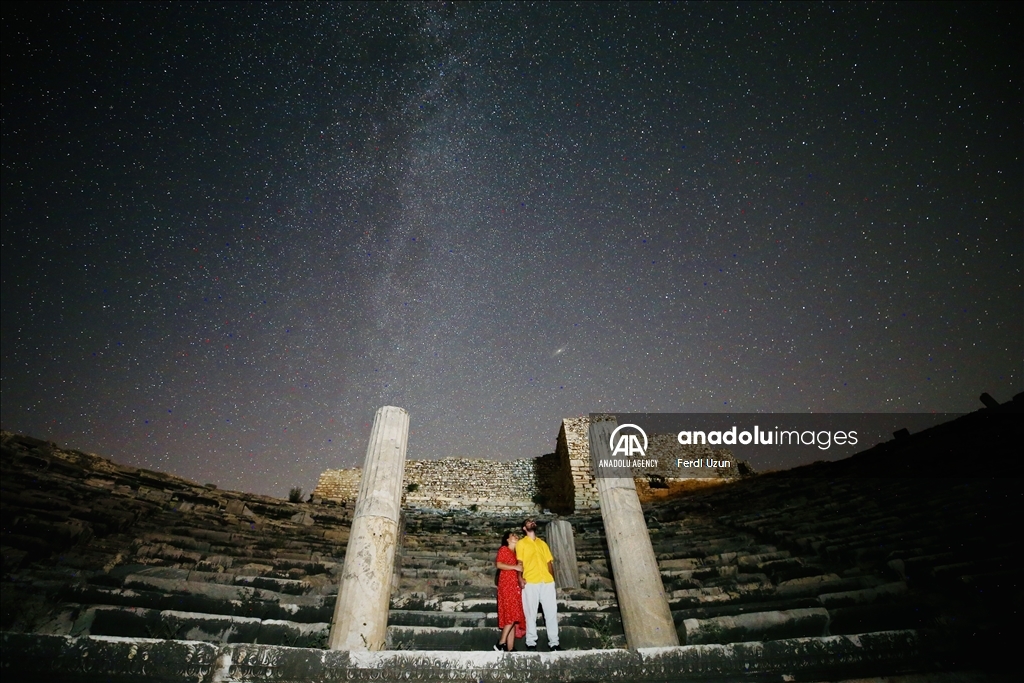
[591,418,679,648]
[329,406,409,651]
[386,610,488,628]
[256,619,329,648]
[559,418,600,512]
[386,625,603,652]
[95,606,263,643]
[818,581,908,607]
[547,520,581,589]
[122,573,252,602]
[315,458,553,515]
[681,607,831,644]
[225,499,247,516]
[2,633,225,683]
[290,511,314,526]
[0,630,978,682]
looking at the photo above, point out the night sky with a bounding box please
[3,2,1020,497]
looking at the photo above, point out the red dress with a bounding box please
[496,545,526,638]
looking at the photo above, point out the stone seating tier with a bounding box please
[2,395,1020,680]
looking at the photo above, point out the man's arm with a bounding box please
[547,560,554,578]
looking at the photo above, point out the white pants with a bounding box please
[521,581,558,647]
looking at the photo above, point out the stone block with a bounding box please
[387,610,488,628]
[187,570,236,585]
[162,609,262,643]
[290,511,315,525]
[234,574,307,596]
[774,573,860,597]
[660,558,699,570]
[256,619,329,647]
[818,581,908,608]
[385,625,604,651]
[682,607,831,644]
[134,566,191,580]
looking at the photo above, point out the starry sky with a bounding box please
[2,2,1020,497]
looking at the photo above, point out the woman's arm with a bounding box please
[495,560,524,571]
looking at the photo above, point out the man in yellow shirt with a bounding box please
[514,518,559,650]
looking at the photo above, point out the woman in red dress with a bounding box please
[494,530,526,651]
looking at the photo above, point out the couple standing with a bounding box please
[494,518,560,652]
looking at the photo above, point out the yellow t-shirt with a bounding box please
[515,535,554,584]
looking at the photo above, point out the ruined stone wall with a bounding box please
[313,457,552,514]
[310,467,362,501]
[402,458,538,513]
[533,451,574,514]
[557,417,600,512]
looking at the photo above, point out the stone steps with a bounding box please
[64,604,327,646]
[386,625,605,651]
[3,401,1021,677]
[2,477,972,656]
[1,629,998,682]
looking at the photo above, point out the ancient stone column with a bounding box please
[391,510,406,595]
[547,519,581,589]
[590,418,679,648]
[329,406,409,651]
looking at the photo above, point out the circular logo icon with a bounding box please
[609,423,648,457]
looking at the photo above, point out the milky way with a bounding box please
[2,3,1020,496]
